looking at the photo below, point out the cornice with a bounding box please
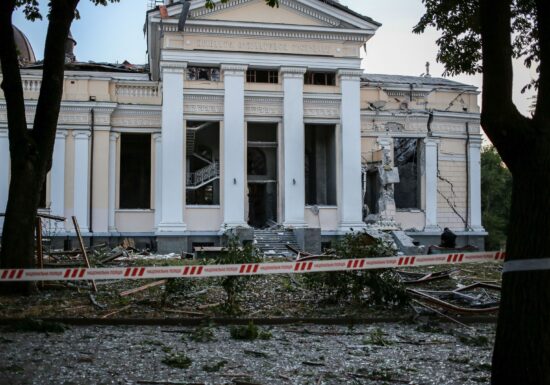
[160,61,188,74]
[338,69,364,80]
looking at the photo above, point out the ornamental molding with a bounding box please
[245,97,283,116]
[221,64,248,76]
[184,94,224,115]
[161,24,370,43]
[280,67,307,78]
[111,109,161,128]
[338,69,364,80]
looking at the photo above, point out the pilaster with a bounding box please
[423,137,440,232]
[158,62,187,233]
[221,63,248,228]
[153,133,162,230]
[51,131,67,232]
[108,132,119,233]
[281,66,307,228]
[337,69,366,232]
[72,130,91,233]
[468,136,485,232]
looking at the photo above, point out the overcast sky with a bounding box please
[13,0,537,115]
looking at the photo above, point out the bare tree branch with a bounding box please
[535,0,550,122]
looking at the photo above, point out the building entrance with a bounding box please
[247,123,278,228]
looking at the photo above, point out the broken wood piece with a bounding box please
[101,304,131,319]
[37,212,66,222]
[197,302,222,310]
[119,280,167,297]
[163,309,206,317]
[72,216,98,292]
[98,251,125,264]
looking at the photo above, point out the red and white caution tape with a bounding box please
[0,251,506,282]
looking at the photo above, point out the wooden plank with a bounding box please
[119,280,167,297]
[36,217,44,270]
[72,216,97,292]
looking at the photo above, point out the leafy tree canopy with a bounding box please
[413,0,539,92]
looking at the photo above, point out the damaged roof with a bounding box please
[362,73,477,90]
[22,61,148,73]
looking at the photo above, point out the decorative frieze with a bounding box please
[245,97,282,116]
[184,95,224,115]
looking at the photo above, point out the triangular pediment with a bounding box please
[192,0,336,27]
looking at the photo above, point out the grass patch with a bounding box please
[363,328,392,346]
[458,334,490,347]
[188,325,216,343]
[229,322,272,341]
[202,360,227,373]
[162,352,192,369]
[0,364,24,373]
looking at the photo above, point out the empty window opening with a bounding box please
[186,121,220,205]
[246,69,279,84]
[305,124,337,205]
[247,123,278,228]
[364,170,381,215]
[187,67,220,81]
[394,138,421,209]
[304,71,336,86]
[119,133,151,209]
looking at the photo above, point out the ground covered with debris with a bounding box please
[0,322,495,385]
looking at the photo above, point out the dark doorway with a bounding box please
[247,123,278,228]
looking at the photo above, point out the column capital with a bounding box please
[337,69,364,81]
[72,130,91,139]
[109,131,120,141]
[221,64,248,76]
[0,130,8,139]
[160,61,187,74]
[152,132,162,141]
[423,136,440,146]
[280,66,307,78]
[468,136,483,147]
[55,130,68,139]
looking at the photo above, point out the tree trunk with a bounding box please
[491,132,550,384]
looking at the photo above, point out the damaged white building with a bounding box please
[0,0,486,253]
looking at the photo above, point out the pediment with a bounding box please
[156,0,380,31]
[192,0,337,27]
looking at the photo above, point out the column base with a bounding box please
[283,221,307,229]
[220,222,250,232]
[157,222,187,233]
[423,225,442,233]
[337,222,367,234]
[467,225,486,233]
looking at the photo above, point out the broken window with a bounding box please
[186,121,220,205]
[246,69,279,84]
[304,71,336,86]
[394,138,421,209]
[119,133,151,209]
[305,124,337,205]
[186,67,220,81]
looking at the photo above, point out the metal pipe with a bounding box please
[89,108,95,237]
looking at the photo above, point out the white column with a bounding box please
[108,132,119,233]
[221,64,248,228]
[281,67,307,227]
[51,131,67,231]
[468,137,485,232]
[424,137,440,232]
[153,133,162,230]
[73,131,91,233]
[158,62,187,232]
[338,69,366,232]
[0,131,9,232]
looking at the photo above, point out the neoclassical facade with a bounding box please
[0,0,486,252]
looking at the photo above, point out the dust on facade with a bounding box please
[0,0,486,254]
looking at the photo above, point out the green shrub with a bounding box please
[216,234,262,313]
[229,321,271,340]
[162,352,192,369]
[302,231,408,306]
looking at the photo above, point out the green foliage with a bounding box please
[161,276,196,306]
[188,324,216,343]
[302,231,408,306]
[162,352,192,369]
[414,0,539,86]
[205,0,278,10]
[481,145,512,250]
[216,234,262,313]
[229,321,271,340]
[202,360,227,373]
[15,0,121,21]
[364,327,392,346]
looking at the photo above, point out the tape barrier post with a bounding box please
[0,251,506,283]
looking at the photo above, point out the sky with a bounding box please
[13,0,537,115]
